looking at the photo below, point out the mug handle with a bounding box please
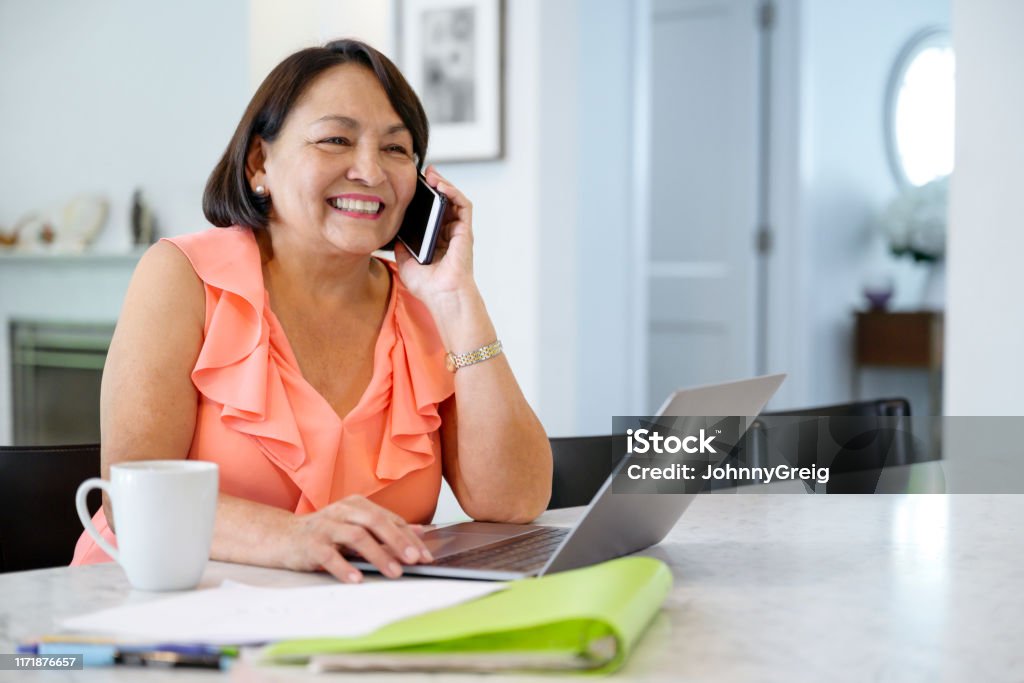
[75,478,120,563]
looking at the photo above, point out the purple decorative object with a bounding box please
[862,274,895,311]
[863,286,894,310]
[865,290,893,310]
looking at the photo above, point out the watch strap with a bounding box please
[446,340,503,372]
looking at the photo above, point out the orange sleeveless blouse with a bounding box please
[72,227,454,565]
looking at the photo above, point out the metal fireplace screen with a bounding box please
[10,320,114,446]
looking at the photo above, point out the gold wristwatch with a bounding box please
[445,340,503,372]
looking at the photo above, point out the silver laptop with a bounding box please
[353,374,785,580]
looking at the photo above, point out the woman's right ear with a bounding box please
[245,136,268,187]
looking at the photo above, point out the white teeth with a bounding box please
[331,197,381,213]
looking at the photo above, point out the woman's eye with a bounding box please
[319,137,351,145]
[385,144,411,156]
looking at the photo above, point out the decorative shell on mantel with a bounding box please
[3,195,109,253]
[59,195,109,251]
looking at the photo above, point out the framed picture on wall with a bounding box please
[396,0,504,162]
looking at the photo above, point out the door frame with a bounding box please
[627,0,806,412]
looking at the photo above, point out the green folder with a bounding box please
[261,556,672,674]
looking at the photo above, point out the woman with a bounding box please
[72,39,552,582]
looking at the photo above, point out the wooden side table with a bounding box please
[854,310,944,416]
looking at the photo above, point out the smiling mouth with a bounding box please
[327,197,385,218]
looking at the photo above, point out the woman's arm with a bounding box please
[99,240,206,497]
[436,316,553,523]
[396,168,553,523]
[101,241,430,582]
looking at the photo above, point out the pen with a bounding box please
[26,642,231,669]
[116,650,226,669]
[35,638,238,656]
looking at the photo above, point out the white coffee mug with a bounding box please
[76,460,218,591]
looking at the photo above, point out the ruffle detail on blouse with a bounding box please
[162,228,454,512]
[355,277,455,483]
[165,229,306,474]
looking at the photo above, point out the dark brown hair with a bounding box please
[203,38,428,230]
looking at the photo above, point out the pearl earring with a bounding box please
[255,185,267,196]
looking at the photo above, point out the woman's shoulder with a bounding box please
[133,239,203,296]
[119,237,206,337]
[158,227,262,297]
[162,226,256,268]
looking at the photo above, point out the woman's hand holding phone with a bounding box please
[395,165,478,308]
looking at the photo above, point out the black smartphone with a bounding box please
[396,174,448,264]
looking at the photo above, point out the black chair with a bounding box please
[548,435,627,509]
[763,397,912,419]
[736,398,917,493]
[0,443,101,572]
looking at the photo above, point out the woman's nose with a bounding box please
[345,144,386,186]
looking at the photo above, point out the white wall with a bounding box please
[0,0,249,248]
[536,0,580,435]
[799,0,949,413]
[249,0,393,92]
[945,0,1024,414]
[575,0,637,433]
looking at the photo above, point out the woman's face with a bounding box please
[252,63,418,255]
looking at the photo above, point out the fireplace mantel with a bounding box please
[0,250,146,266]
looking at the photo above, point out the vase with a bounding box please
[920,261,945,310]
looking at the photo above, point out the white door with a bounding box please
[639,0,763,410]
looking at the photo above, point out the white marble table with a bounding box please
[1,493,1022,682]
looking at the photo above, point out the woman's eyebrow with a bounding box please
[315,114,359,128]
[313,115,408,135]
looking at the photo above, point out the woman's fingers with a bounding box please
[333,524,404,578]
[425,166,473,229]
[445,219,472,244]
[439,183,472,229]
[341,497,432,563]
[293,496,436,584]
[383,510,434,561]
[315,544,364,584]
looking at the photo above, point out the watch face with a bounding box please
[445,353,457,373]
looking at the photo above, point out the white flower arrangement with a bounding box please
[880,175,949,262]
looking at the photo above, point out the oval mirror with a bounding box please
[885,28,956,187]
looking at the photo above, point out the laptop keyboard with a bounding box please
[430,526,570,573]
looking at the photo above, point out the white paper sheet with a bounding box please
[58,579,505,645]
